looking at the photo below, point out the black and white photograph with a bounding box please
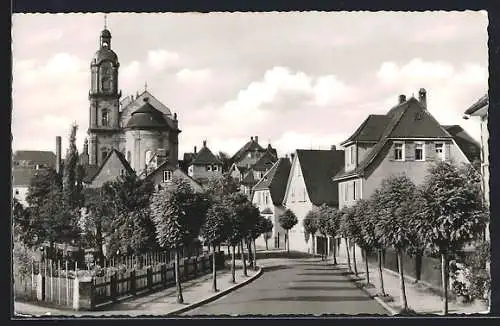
[11,11,491,317]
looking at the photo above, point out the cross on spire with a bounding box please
[144,81,148,92]
[104,14,108,29]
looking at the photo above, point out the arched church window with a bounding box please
[102,109,109,127]
[100,62,113,93]
[127,151,131,163]
[145,150,152,165]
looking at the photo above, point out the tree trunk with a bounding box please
[265,236,269,250]
[175,248,184,304]
[95,224,104,267]
[377,249,386,296]
[352,241,358,276]
[240,240,247,277]
[397,249,408,310]
[252,238,257,270]
[441,252,449,315]
[364,249,370,285]
[415,249,423,282]
[230,245,236,283]
[246,240,253,268]
[345,238,352,272]
[333,238,337,265]
[212,244,217,292]
[286,230,290,253]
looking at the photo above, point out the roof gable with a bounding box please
[341,115,388,145]
[252,150,278,171]
[442,125,481,162]
[191,145,222,165]
[13,151,56,167]
[231,139,265,162]
[88,149,134,185]
[296,150,345,206]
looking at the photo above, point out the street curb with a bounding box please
[165,267,263,316]
[335,265,398,316]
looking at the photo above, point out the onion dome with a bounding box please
[126,97,169,130]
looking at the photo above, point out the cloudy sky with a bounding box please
[12,11,488,158]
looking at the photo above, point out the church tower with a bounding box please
[88,16,122,166]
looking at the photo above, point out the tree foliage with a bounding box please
[13,197,34,247]
[279,209,298,231]
[303,209,319,240]
[63,123,84,210]
[201,198,231,246]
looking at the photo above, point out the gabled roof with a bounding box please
[87,149,134,184]
[252,150,278,171]
[334,97,454,180]
[241,169,257,186]
[82,165,100,183]
[144,159,204,192]
[296,149,345,206]
[442,125,481,162]
[464,94,488,116]
[341,115,389,145]
[253,157,292,205]
[231,139,265,162]
[12,168,37,187]
[190,144,222,165]
[13,151,56,167]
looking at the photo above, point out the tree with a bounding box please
[418,162,487,315]
[63,123,84,210]
[262,218,274,250]
[201,198,231,292]
[225,193,247,283]
[13,197,34,247]
[205,173,239,200]
[317,205,332,261]
[278,209,298,253]
[340,206,359,276]
[150,176,200,304]
[351,198,376,287]
[325,207,341,265]
[105,172,156,256]
[303,210,319,255]
[374,175,420,312]
[247,214,267,270]
[218,151,233,173]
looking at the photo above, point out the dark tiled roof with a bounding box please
[126,99,170,130]
[464,94,488,115]
[442,125,481,162]
[191,145,222,165]
[335,98,453,180]
[88,149,134,184]
[341,115,388,145]
[296,149,345,206]
[252,150,278,171]
[12,168,37,186]
[82,165,100,183]
[13,151,56,167]
[241,170,257,186]
[144,160,204,192]
[253,157,292,205]
[231,139,265,162]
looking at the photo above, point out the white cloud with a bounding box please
[147,49,180,70]
[176,68,211,83]
[120,60,142,88]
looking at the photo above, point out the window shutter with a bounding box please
[405,142,414,161]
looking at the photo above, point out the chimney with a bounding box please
[418,88,427,108]
[290,153,295,161]
[250,136,254,142]
[255,136,259,144]
[194,146,197,154]
[56,136,62,174]
[399,94,406,104]
[203,140,207,147]
[83,138,89,154]
[331,145,336,151]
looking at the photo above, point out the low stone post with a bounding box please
[36,273,45,301]
[73,276,94,311]
[110,273,118,302]
[146,267,153,291]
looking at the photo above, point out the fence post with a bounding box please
[193,257,198,276]
[160,264,167,287]
[110,272,118,302]
[58,260,61,305]
[66,261,69,306]
[183,258,189,280]
[130,270,136,296]
[147,267,153,291]
[36,273,45,301]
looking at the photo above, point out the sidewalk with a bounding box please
[14,264,261,317]
[333,250,489,315]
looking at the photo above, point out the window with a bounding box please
[297,166,301,177]
[343,183,348,202]
[353,181,357,200]
[163,170,173,182]
[394,142,404,161]
[435,143,445,161]
[206,165,212,171]
[127,151,131,163]
[265,194,268,205]
[120,169,125,176]
[15,190,19,195]
[213,165,218,171]
[145,150,152,165]
[101,149,108,162]
[350,146,355,165]
[102,110,109,127]
[415,142,424,161]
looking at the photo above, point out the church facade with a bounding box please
[80,25,181,180]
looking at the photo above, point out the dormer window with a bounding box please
[206,165,212,171]
[213,165,218,171]
[394,142,404,161]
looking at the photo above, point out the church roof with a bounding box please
[92,48,118,65]
[126,98,170,130]
[86,149,134,184]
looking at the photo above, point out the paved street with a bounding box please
[183,257,388,316]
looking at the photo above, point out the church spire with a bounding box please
[104,13,108,29]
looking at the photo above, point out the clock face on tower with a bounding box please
[100,62,113,93]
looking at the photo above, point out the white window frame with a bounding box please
[346,148,351,167]
[213,165,218,171]
[415,142,425,161]
[206,165,212,171]
[435,142,445,161]
[353,181,357,201]
[163,170,173,183]
[394,142,405,161]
